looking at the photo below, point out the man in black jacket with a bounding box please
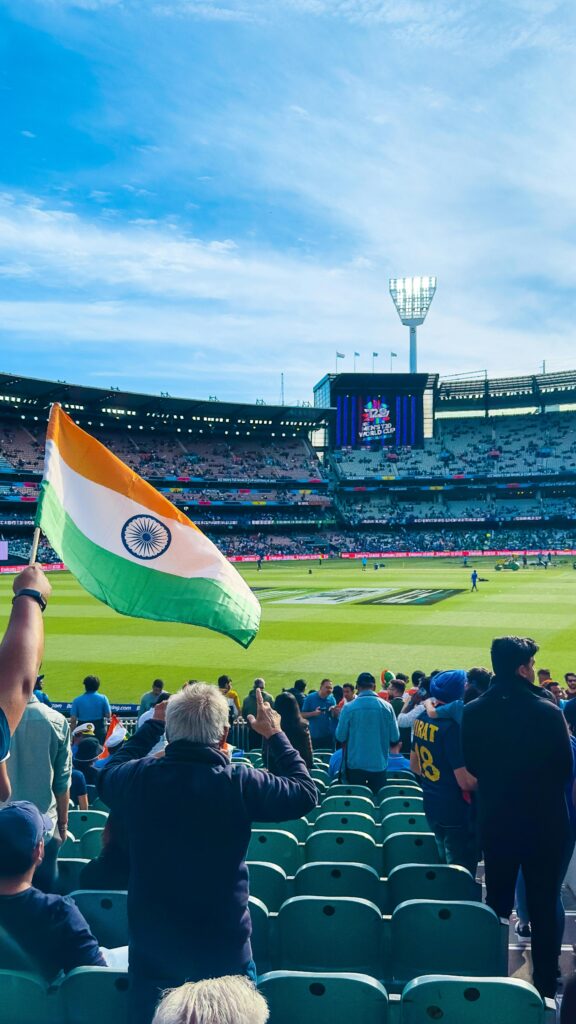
[98,683,316,1024]
[461,636,573,999]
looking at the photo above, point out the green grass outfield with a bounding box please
[1,557,575,703]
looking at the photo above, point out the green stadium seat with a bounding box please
[60,967,129,1024]
[400,975,554,1024]
[58,858,91,896]
[379,795,424,818]
[327,784,374,799]
[316,795,376,818]
[0,926,38,971]
[247,862,288,913]
[382,832,438,875]
[248,896,270,972]
[387,864,481,912]
[305,831,379,871]
[314,812,379,840]
[70,891,128,948]
[386,770,416,782]
[248,830,302,875]
[80,828,105,860]
[276,897,382,974]
[258,971,389,1024]
[89,797,109,813]
[67,810,108,839]
[391,901,508,984]
[311,769,330,785]
[294,862,382,907]
[58,836,81,858]
[253,819,310,843]
[0,969,60,1024]
[376,784,421,803]
[380,812,429,840]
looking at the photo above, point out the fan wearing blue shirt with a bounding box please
[70,676,111,744]
[411,669,478,875]
[335,672,400,793]
[302,680,337,750]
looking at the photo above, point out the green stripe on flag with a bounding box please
[37,480,259,648]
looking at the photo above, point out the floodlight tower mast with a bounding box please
[389,276,437,373]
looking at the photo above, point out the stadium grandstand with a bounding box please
[2,369,576,564]
[2,368,576,1023]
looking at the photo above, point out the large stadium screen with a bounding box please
[335,386,425,447]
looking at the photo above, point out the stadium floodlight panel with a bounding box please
[389,275,437,326]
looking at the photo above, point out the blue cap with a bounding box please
[430,670,467,704]
[0,801,53,873]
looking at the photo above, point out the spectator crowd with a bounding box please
[1,567,576,1020]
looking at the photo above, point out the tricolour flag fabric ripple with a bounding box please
[36,404,261,647]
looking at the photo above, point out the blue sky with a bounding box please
[1,0,576,404]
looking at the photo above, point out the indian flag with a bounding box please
[36,404,261,648]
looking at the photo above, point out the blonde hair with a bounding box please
[152,976,269,1024]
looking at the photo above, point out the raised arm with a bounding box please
[0,566,51,800]
[0,566,51,733]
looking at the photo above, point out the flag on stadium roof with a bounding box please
[35,404,261,648]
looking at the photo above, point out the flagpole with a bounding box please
[29,527,41,565]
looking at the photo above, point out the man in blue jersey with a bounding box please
[302,679,336,750]
[411,669,478,875]
[0,566,51,802]
[335,672,400,793]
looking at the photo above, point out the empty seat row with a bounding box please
[248,861,481,913]
[0,969,554,1024]
[248,829,438,875]
[62,889,507,988]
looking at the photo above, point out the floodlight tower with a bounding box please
[389,276,437,373]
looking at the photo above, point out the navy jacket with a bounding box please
[97,721,316,980]
[462,675,573,841]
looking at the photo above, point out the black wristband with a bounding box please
[12,589,47,613]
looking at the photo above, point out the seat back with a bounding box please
[379,796,424,819]
[382,832,438,875]
[248,896,270,972]
[0,926,39,972]
[294,862,381,907]
[327,784,374,799]
[377,784,421,803]
[60,967,129,1024]
[276,896,382,975]
[248,830,302,875]
[314,812,378,840]
[391,901,507,982]
[247,862,287,913]
[318,796,376,818]
[80,828,105,860]
[387,865,481,912]
[400,975,547,1024]
[386,770,417,782]
[0,969,59,1024]
[381,813,429,840]
[253,819,310,843]
[258,971,389,1024]
[67,810,108,839]
[57,858,91,896]
[306,831,379,871]
[70,891,128,948]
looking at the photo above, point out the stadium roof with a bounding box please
[0,372,333,436]
[437,369,576,412]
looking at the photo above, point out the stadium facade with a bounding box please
[0,369,576,564]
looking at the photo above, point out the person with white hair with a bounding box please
[97,683,316,1024]
[152,976,269,1024]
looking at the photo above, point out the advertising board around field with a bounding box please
[0,561,67,574]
